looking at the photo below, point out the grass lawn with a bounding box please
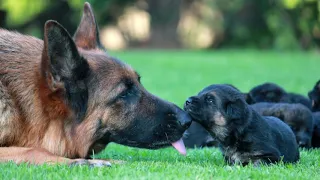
[1,50,320,179]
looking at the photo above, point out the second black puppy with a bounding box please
[184,84,299,165]
[308,80,320,112]
[248,82,312,110]
[251,103,314,148]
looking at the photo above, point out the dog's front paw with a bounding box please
[69,159,112,167]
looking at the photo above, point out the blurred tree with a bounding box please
[1,0,136,37]
[214,0,273,48]
[0,10,6,27]
[1,0,320,50]
[90,0,137,25]
[147,0,182,48]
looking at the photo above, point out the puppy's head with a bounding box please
[249,83,286,103]
[308,80,320,111]
[184,84,251,140]
[286,107,314,148]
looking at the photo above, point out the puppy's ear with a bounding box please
[73,2,103,50]
[226,99,246,120]
[244,93,254,104]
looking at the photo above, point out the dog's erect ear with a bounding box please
[42,20,90,121]
[42,20,90,92]
[73,2,102,50]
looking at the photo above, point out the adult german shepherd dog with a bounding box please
[0,2,191,166]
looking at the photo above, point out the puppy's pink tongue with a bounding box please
[171,139,187,155]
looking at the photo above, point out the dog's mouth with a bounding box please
[148,139,187,155]
[110,137,186,155]
[105,122,187,155]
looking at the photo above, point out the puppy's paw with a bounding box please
[69,159,112,167]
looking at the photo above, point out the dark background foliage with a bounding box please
[0,0,319,50]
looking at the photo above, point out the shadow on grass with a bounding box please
[94,143,225,166]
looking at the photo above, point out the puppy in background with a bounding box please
[184,84,299,165]
[308,80,320,112]
[308,80,320,147]
[183,121,218,148]
[251,103,314,148]
[312,112,320,147]
[248,82,312,110]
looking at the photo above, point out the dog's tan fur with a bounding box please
[0,3,149,166]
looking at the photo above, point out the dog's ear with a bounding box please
[73,2,102,50]
[42,20,90,92]
[226,99,246,120]
[42,20,89,120]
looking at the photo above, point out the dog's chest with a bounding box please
[0,81,20,145]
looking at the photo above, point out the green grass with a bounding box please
[2,50,320,179]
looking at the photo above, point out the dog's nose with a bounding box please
[174,107,192,129]
[171,105,192,129]
[178,112,192,129]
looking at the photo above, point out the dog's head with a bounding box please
[40,3,191,157]
[308,80,320,111]
[248,83,286,103]
[184,84,250,140]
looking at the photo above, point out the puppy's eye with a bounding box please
[206,96,214,103]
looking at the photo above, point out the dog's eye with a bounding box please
[120,89,134,98]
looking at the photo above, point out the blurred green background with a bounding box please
[1,0,320,50]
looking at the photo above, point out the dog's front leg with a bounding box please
[0,147,111,167]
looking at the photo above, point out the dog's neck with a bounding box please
[4,60,93,158]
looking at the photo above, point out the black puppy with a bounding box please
[312,112,320,147]
[183,121,218,148]
[308,80,320,112]
[251,102,314,148]
[248,82,312,110]
[184,84,299,165]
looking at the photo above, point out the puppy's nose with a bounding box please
[186,97,196,106]
[185,98,192,106]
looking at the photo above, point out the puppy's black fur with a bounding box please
[251,102,314,148]
[183,121,218,148]
[184,84,299,165]
[248,82,312,110]
[308,80,320,112]
[312,112,320,147]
